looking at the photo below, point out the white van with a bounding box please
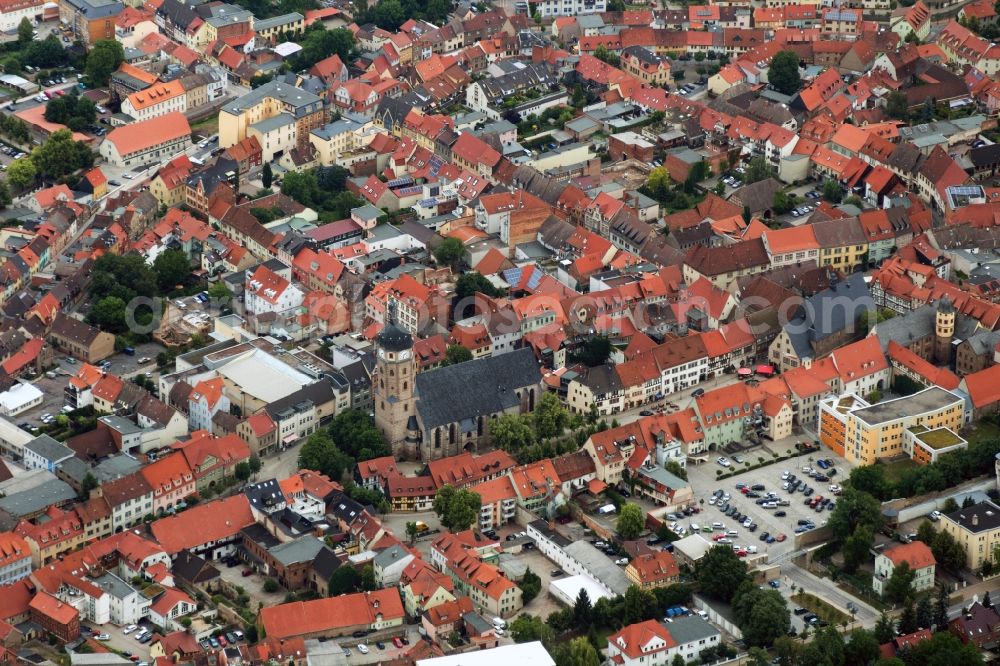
[492,617,506,630]
[711,522,724,530]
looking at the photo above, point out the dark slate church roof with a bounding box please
[415,347,541,430]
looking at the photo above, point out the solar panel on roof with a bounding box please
[503,267,523,285]
[527,269,543,290]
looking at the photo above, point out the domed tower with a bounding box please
[373,319,417,457]
[934,297,956,366]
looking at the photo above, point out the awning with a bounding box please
[588,479,608,495]
[282,434,298,444]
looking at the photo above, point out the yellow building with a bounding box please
[218,79,325,151]
[253,12,305,45]
[820,386,965,465]
[814,217,869,272]
[939,500,1000,571]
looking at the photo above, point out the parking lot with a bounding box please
[81,621,152,664]
[682,446,855,561]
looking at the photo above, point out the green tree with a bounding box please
[617,502,644,539]
[934,586,949,629]
[17,18,32,46]
[369,0,405,29]
[843,525,874,573]
[884,561,916,603]
[916,594,933,628]
[773,636,802,666]
[829,487,883,541]
[510,615,549,643]
[772,191,796,214]
[360,564,377,590]
[249,454,261,475]
[898,597,918,633]
[845,629,880,666]
[734,586,791,647]
[24,36,67,69]
[570,336,613,367]
[876,659,905,666]
[665,460,687,481]
[262,163,273,189]
[743,155,775,184]
[153,249,190,293]
[874,610,896,644]
[931,528,967,572]
[455,272,505,299]
[433,236,465,267]
[886,90,910,120]
[89,296,128,333]
[433,484,481,531]
[849,465,891,500]
[327,565,360,595]
[297,430,354,481]
[262,578,279,593]
[6,158,35,190]
[327,408,389,461]
[562,638,600,666]
[573,588,592,628]
[533,392,569,439]
[696,545,749,602]
[594,44,620,67]
[234,462,252,482]
[769,50,802,95]
[208,281,232,303]
[85,40,125,87]
[799,627,845,666]
[80,472,98,499]
[622,585,658,625]
[31,129,93,180]
[520,568,541,603]
[645,166,671,200]
[489,414,536,453]
[405,521,418,544]
[822,179,844,203]
[442,344,472,366]
[942,497,960,513]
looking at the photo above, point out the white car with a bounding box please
[781,471,790,480]
[95,634,110,641]
[717,457,731,467]
[123,624,137,635]
[357,645,369,655]
[494,627,505,636]
[615,557,629,565]
[930,510,942,521]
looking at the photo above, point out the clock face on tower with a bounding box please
[398,349,411,360]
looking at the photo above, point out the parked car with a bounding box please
[357,645,369,655]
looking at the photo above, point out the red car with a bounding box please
[775,534,787,542]
[736,550,748,557]
[241,568,252,577]
[217,635,227,647]
[392,637,404,648]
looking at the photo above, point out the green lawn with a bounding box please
[965,420,1000,447]
[791,592,851,626]
[879,458,919,486]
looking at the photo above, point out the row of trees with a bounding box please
[848,436,1000,504]
[489,393,578,463]
[45,92,97,131]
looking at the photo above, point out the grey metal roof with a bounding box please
[0,478,76,517]
[415,348,541,431]
[250,113,295,135]
[564,541,631,594]
[222,80,323,118]
[373,543,412,569]
[254,11,303,30]
[665,616,720,644]
[268,535,326,566]
[24,435,74,463]
[93,572,137,600]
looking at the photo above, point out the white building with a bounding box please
[99,112,191,168]
[22,434,74,473]
[0,382,43,416]
[0,0,46,33]
[187,377,229,431]
[607,617,721,666]
[534,0,605,17]
[417,642,555,666]
[244,264,304,322]
[93,572,151,626]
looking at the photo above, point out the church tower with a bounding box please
[934,297,955,366]
[373,316,417,458]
